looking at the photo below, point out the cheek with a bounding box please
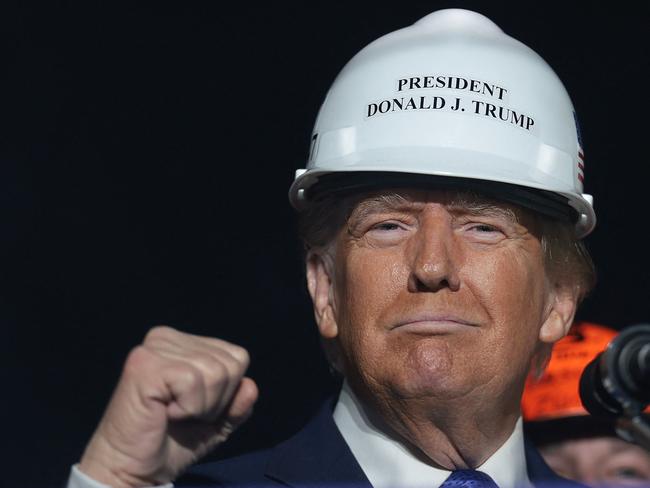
[471,248,544,307]
[466,248,548,364]
[538,448,575,480]
[334,249,410,359]
[337,249,408,324]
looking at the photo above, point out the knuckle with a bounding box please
[208,373,228,394]
[175,363,204,390]
[205,358,229,383]
[200,360,233,397]
[123,345,153,376]
[203,337,249,366]
[144,325,176,343]
[227,345,250,366]
[195,352,228,375]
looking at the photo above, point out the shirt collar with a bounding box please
[333,381,532,488]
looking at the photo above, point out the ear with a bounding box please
[538,286,578,344]
[306,251,338,339]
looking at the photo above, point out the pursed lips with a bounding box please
[390,313,479,334]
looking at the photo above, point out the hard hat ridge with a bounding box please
[289,8,596,238]
[413,9,503,35]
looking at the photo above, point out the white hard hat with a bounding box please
[289,9,595,238]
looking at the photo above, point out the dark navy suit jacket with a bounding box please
[177,399,585,488]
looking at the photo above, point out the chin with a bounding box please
[392,339,460,397]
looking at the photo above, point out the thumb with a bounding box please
[165,377,260,465]
[223,377,259,430]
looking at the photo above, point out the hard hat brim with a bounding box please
[524,415,620,447]
[297,171,579,225]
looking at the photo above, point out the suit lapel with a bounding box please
[264,398,373,488]
[263,398,586,488]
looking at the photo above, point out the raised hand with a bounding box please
[78,326,258,487]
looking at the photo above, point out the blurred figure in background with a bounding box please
[522,321,650,486]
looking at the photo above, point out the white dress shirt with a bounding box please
[333,381,533,488]
[68,382,532,488]
[67,464,172,488]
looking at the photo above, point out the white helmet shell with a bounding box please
[289,9,595,237]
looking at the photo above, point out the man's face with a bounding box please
[309,189,575,412]
[540,436,650,487]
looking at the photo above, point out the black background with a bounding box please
[2,1,650,486]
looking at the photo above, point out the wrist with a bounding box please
[71,464,173,488]
[77,460,146,488]
[79,434,166,488]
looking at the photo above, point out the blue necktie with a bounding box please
[439,469,499,488]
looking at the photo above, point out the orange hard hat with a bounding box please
[522,321,618,421]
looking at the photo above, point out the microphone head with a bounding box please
[618,334,650,403]
[579,354,624,417]
[579,324,650,417]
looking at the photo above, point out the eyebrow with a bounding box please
[448,201,519,223]
[349,193,412,223]
[349,192,519,224]
[607,442,648,456]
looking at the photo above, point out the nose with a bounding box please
[408,209,461,293]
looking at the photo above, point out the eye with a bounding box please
[470,224,500,233]
[609,466,647,481]
[372,222,403,232]
[363,219,412,246]
[462,222,507,242]
[604,459,650,485]
[616,467,644,478]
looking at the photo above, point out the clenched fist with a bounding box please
[78,326,258,487]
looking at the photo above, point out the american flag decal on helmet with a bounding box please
[573,111,585,183]
[577,144,585,183]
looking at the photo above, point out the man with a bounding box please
[522,322,650,486]
[68,9,597,488]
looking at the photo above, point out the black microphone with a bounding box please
[579,324,650,418]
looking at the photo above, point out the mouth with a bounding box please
[391,315,478,334]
